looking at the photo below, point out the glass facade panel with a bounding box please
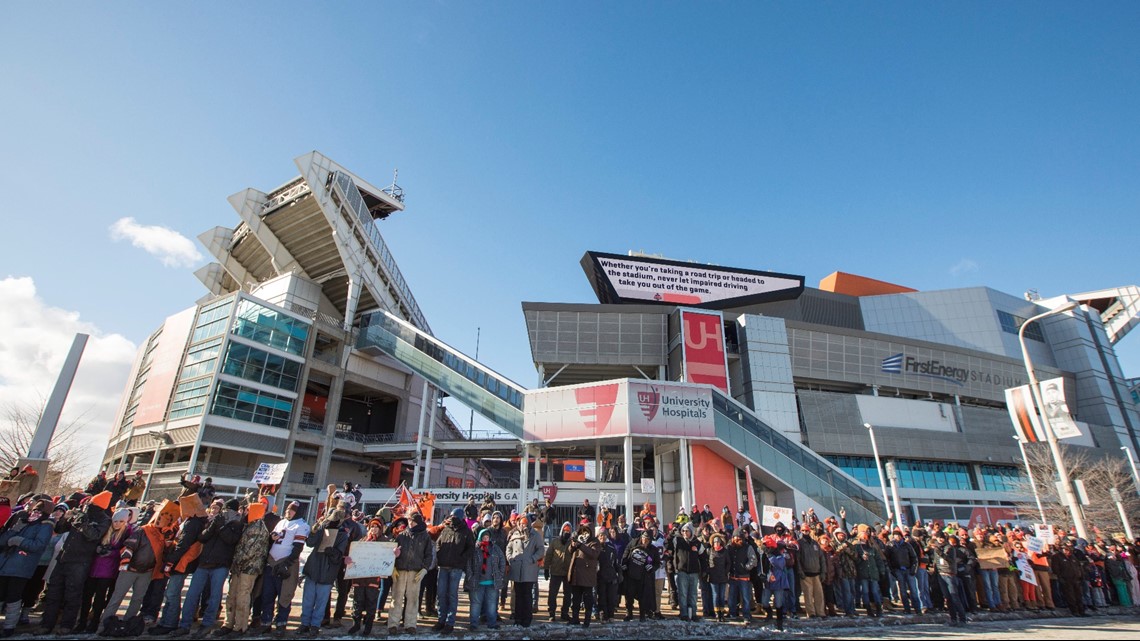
[209,380,294,428]
[826,456,978,491]
[190,297,235,344]
[232,299,310,356]
[170,377,212,419]
[222,341,302,392]
[180,337,223,380]
[997,310,1044,342]
[980,464,1022,492]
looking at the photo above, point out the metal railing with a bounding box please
[298,419,325,434]
[262,178,312,213]
[330,171,430,334]
[334,429,397,444]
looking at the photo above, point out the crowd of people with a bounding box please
[0,477,1137,638]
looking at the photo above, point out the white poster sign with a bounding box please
[1034,524,1054,545]
[762,505,794,528]
[343,541,398,579]
[589,252,803,306]
[1016,558,1038,586]
[1025,536,1045,553]
[1039,377,1083,440]
[251,462,288,485]
[598,491,617,510]
[640,478,656,495]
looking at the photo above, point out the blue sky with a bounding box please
[2,3,1138,474]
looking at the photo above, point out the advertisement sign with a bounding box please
[251,463,288,485]
[581,251,804,309]
[762,505,794,528]
[540,485,558,503]
[1039,377,1083,440]
[628,381,717,439]
[680,309,730,394]
[1005,385,1045,443]
[523,380,716,442]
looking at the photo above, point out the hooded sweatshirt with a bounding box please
[544,521,574,576]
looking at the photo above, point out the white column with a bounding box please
[533,448,541,488]
[679,438,692,515]
[519,444,530,513]
[423,393,439,488]
[411,381,430,489]
[624,436,634,522]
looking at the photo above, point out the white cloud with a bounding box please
[950,259,979,277]
[0,276,137,479]
[109,217,203,268]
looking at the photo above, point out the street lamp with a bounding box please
[885,460,905,529]
[863,422,893,527]
[1013,435,1046,523]
[142,429,171,503]
[1018,301,1087,540]
[1109,488,1134,541]
[1122,447,1140,497]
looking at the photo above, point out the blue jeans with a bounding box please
[728,579,752,619]
[835,577,855,615]
[300,581,333,627]
[436,568,464,626]
[700,577,714,616]
[711,583,728,612]
[915,570,932,609]
[470,583,499,628]
[859,579,881,609]
[939,574,966,623]
[158,573,188,628]
[180,566,229,628]
[892,568,921,613]
[676,572,699,619]
[979,569,999,609]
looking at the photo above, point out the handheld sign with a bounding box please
[343,541,398,580]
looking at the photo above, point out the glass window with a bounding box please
[221,341,302,392]
[210,380,294,428]
[998,310,1045,342]
[232,299,310,355]
[980,464,1022,492]
[170,377,212,419]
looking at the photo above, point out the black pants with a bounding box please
[79,577,115,628]
[1060,580,1085,616]
[570,585,596,624]
[352,585,380,623]
[547,575,570,619]
[597,582,619,619]
[333,577,352,620]
[419,568,437,613]
[377,577,391,616]
[141,576,167,620]
[21,565,46,609]
[512,582,535,627]
[1,577,28,606]
[667,571,678,607]
[623,578,653,619]
[40,560,91,631]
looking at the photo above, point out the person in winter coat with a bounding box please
[0,499,52,638]
[831,530,858,617]
[621,530,660,621]
[567,524,601,627]
[595,527,622,622]
[78,508,132,633]
[99,501,173,632]
[258,500,308,633]
[85,471,109,496]
[104,472,131,507]
[505,515,543,628]
[388,513,433,634]
[342,518,391,636]
[466,527,506,630]
[798,530,828,618]
[726,529,758,622]
[544,521,574,622]
[149,493,208,635]
[670,523,706,621]
[853,530,884,618]
[1053,543,1088,617]
[705,532,731,621]
[1105,544,1133,607]
[433,508,475,633]
[886,529,921,615]
[763,541,793,630]
[176,498,244,634]
[220,502,272,636]
[38,491,112,634]
[929,533,967,626]
[122,471,147,505]
[297,510,354,634]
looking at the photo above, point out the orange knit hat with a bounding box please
[91,491,113,510]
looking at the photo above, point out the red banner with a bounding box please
[745,465,759,531]
[682,310,729,393]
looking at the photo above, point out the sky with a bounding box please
[2,2,1139,478]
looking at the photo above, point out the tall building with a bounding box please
[100,152,499,512]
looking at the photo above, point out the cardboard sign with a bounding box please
[1025,536,1045,553]
[976,546,1009,570]
[343,541,398,579]
[251,463,288,485]
[762,505,793,528]
[1016,558,1037,586]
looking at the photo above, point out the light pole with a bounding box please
[863,422,893,526]
[885,460,905,529]
[1018,301,1087,540]
[1013,435,1047,523]
[142,429,171,503]
[1109,488,1134,541]
[1122,447,1140,497]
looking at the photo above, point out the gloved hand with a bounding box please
[6,536,23,547]
[415,569,427,582]
[544,568,550,581]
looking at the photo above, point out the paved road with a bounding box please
[817,616,1140,640]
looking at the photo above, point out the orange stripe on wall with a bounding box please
[690,445,738,517]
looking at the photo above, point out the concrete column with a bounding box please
[654,451,664,519]
[411,381,430,489]
[29,333,88,462]
[679,438,692,515]
[519,444,530,513]
[624,436,634,522]
[422,394,439,487]
[533,448,541,486]
[595,442,602,484]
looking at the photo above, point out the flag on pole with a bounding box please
[745,465,759,531]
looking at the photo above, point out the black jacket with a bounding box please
[435,520,475,570]
[55,504,111,564]
[196,513,244,568]
[797,536,827,577]
[669,534,706,574]
[621,541,660,582]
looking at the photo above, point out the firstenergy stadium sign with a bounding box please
[581,251,804,309]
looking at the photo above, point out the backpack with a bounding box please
[99,614,145,637]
